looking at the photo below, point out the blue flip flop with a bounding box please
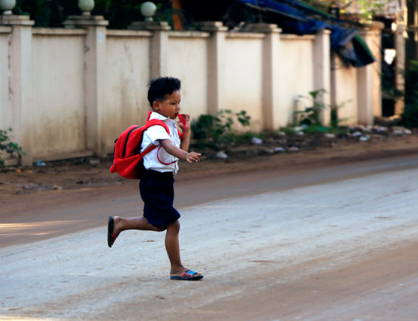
[170,270,203,281]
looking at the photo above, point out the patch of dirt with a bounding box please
[1,134,418,197]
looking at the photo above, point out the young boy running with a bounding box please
[107,77,203,281]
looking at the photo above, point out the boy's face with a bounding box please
[153,91,181,120]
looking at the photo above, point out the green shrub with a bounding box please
[0,128,23,167]
[279,126,298,136]
[191,109,251,148]
[296,89,327,127]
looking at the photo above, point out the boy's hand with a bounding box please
[186,151,201,163]
[178,114,191,132]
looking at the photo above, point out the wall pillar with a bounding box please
[313,29,331,125]
[357,22,384,125]
[394,23,406,115]
[246,23,282,131]
[0,15,34,166]
[195,21,227,115]
[370,22,384,118]
[129,21,171,79]
[64,15,109,157]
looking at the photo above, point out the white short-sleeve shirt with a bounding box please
[141,112,181,174]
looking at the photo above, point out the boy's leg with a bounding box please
[165,220,184,275]
[113,216,163,235]
[108,216,163,248]
[165,220,203,279]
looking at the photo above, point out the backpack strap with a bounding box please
[147,110,187,139]
[177,114,186,139]
[144,119,170,133]
[138,117,170,159]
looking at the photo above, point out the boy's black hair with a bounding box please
[147,77,181,107]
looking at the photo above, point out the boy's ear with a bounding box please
[152,100,160,110]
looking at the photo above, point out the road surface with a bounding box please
[1,156,418,320]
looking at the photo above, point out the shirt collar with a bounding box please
[149,111,171,122]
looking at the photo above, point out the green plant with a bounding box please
[303,125,329,134]
[0,128,23,167]
[284,89,350,135]
[330,99,351,128]
[191,109,251,148]
[303,89,351,129]
[295,89,327,127]
[279,126,298,136]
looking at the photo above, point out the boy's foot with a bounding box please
[170,269,203,281]
[107,216,119,248]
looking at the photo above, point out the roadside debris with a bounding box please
[194,123,416,160]
[251,137,263,145]
[35,158,46,166]
[216,151,228,159]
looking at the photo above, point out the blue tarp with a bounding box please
[235,0,375,67]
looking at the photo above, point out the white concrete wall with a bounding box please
[224,33,264,132]
[0,18,381,163]
[31,30,86,159]
[280,35,315,127]
[370,28,383,117]
[103,31,152,153]
[332,54,358,125]
[167,32,209,121]
[0,28,11,130]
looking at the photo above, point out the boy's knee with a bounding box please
[167,220,180,233]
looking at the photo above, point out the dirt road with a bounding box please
[1,134,418,248]
[1,136,418,320]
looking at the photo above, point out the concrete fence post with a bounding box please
[195,21,227,115]
[148,22,171,79]
[394,23,405,115]
[129,21,171,79]
[0,15,34,166]
[313,29,331,126]
[64,15,109,157]
[357,22,384,125]
[241,23,282,131]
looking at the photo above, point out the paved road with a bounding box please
[1,158,418,320]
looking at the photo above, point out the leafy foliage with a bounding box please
[191,110,251,148]
[0,128,23,167]
[300,0,393,22]
[295,89,327,127]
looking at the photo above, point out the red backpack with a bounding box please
[110,111,185,179]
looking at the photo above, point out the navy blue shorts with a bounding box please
[139,170,180,230]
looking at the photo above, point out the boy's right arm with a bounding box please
[159,139,201,163]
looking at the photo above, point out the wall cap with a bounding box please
[245,23,281,33]
[63,15,109,28]
[128,21,171,31]
[0,15,34,26]
[194,21,228,32]
[361,21,385,30]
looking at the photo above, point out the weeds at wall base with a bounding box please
[0,128,23,168]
